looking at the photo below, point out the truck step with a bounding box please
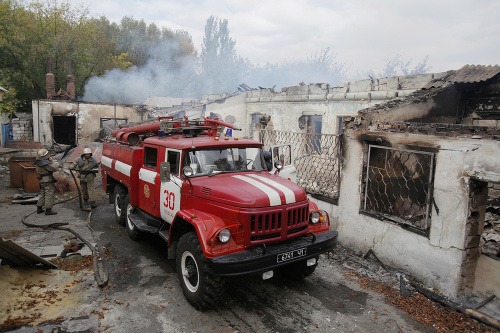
[158,229,169,242]
[128,209,161,234]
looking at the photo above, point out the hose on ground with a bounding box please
[21,194,109,288]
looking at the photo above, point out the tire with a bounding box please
[113,185,128,226]
[176,232,225,310]
[279,257,318,280]
[125,199,140,241]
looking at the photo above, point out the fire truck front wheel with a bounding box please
[176,232,225,310]
[113,185,128,226]
[126,201,141,241]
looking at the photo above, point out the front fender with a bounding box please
[170,209,243,258]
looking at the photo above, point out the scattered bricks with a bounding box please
[284,85,309,96]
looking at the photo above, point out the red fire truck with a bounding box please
[101,117,337,309]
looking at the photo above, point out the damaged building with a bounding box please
[337,65,500,301]
[28,64,499,303]
[194,65,500,302]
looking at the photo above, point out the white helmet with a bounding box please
[82,148,92,156]
[37,148,49,159]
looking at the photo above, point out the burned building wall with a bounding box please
[32,100,144,146]
[338,130,500,300]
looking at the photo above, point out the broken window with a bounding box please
[361,145,435,234]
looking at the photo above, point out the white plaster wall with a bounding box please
[336,132,500,299]
[205,94,247,136]
[32,100,143,145]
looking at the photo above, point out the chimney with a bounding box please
[46,58,55,99]
[66,60,75,100]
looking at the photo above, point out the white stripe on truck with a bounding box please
[232,175,281,206]
[139,168,157,184]
[101,156,113,168]
[247,174,296,204]
[115,160,131,177]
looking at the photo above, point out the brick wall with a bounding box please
[11,112,33,141]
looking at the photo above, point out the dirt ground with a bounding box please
[0,163,497,333]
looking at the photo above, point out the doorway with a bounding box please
[52,115,76,145]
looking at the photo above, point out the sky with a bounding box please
[75,0,500,78]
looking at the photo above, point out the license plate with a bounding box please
[277,248,306,263]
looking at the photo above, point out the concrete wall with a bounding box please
[32,100,145,145]
[202,73,441,138]
[338,131,500,299]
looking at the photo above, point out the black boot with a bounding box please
[37,206,44,214]
[45,208,57,215]
[89,201,98,209]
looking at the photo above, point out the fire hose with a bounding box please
[21,177,109,288]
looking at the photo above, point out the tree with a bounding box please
[365,54,431,79]
[199,15,251,94]
[247,48,346,89]
[0,0,117,106]
[0,83,23,116]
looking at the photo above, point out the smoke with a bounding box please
[82,40,200,103]
[82,40,348,104]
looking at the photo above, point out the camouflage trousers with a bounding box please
[37,181,55,209]
[80,179,95,202]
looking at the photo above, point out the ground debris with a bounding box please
[50,254,93,271]
[349,271,496,333]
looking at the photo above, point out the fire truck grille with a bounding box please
[247,205,309,244]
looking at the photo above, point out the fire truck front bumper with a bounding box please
[210,230,337,277]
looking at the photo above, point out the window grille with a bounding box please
[260,130,342,203]
[362,145,435,233]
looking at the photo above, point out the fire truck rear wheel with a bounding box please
[176,232,225,310]
[113,185,128,226]
[126,201,141,241]
[279,257,318,280]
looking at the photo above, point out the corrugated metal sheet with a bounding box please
[0,238,57,268]
[447,65,500,83]
[425,65,500,88]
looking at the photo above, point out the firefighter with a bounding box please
[35,149,59,215]
[74,148,99,208]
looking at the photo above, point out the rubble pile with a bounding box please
[327,246,497,333]
[481,184,500,259]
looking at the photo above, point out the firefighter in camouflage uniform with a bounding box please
[73,148,99,208]
[35,149,60,215]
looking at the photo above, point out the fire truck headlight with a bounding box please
[218,229,231,243]
[310,211,320,224]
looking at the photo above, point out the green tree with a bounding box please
[0,83,23,116]
[0,0,117,107]
[199,15,251,93]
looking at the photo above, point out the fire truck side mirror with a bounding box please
[182,166,194,177]
[160,162,171,182]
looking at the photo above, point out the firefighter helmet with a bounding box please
[82,148,92,156]
[37,149,49,159]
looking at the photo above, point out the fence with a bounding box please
[259,130,342,203]
[361,145,435,233]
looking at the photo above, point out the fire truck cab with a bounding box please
[101,117,337,309]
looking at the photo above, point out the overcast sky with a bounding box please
[76,0,499,77]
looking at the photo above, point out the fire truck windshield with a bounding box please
[183,147,270,176]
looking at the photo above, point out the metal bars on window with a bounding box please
[362,145,435,232]
[260,130,342,203]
